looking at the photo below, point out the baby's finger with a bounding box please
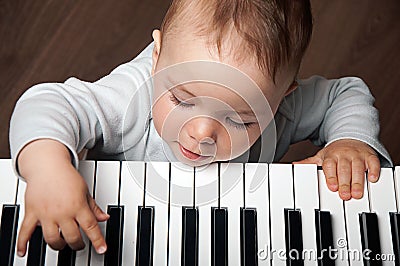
[59,220,85,250]
[17,213,37,257]
[366,155,381,183]
[88,195,109,222]
[337,159,352,200]
[293,155,323,165]
[77,208,107,254]
[351,159,366,199]
[322,157,338,192]
[42,222,66,250]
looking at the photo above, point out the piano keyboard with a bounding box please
[0,158,399,266]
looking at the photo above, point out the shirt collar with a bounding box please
[276,94,295,121]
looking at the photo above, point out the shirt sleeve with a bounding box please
[9,43,155,177]
[287,75,392,167]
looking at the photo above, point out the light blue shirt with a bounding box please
[10,43,392,177]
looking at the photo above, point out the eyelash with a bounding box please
[225,117,255,130]
[169,92,255,130]
[169,93,194,108]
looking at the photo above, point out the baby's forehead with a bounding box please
[160,59,268,92]
[162,56,283,98]
[160,25,290,97]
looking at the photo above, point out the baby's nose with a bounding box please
[187,117,221,143]
[200,137,215,145]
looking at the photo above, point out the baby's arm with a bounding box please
[289,76,392,200]
[9,44,154,253]
[16,139,109,255]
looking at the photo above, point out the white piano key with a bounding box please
[269,164,294,266]
[90,161,120,266]
[368,168,396,264]
[120,161,145,266]
[44,247,58,265]
[220,163,243,266]
[244,163,270,266]
[344,175,369,266]
[76,160,96,265]
[145,162,170,265]
[293,164,319,265]
[318,169,348,266]
[168,162,195,265]
[0,159,18,223]
[195,163,219,266]
[168,162,195,266]
[395,167,400,212]
[13,180,27,266]
[79,160,96,196]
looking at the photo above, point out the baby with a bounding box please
[10,0,392,256]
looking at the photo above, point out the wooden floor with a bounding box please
[1,0,400,165]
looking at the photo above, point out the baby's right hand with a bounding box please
[16,139,109,256]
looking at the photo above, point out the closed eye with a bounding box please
[225,117,256,130]
[169,93,194,108]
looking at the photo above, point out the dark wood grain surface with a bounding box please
[1,0,399,164]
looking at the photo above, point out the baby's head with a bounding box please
[150,0,313,165]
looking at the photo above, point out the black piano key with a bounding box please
[359,212,382,266]
[27,226,47,266]
[211,207,228,266]
[104,205,124,266]
[240,208,258,266]
[57,245,76,266]
[181,206,199,266]
[0,204,20,266]
[136,206,154,266]
[314,210,334,266]
[284,208,304,266]
[390,212,400,266]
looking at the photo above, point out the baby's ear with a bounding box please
[284,80,298,96]
[151,30,162,75]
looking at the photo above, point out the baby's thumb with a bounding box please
[88,196,110,222]
[293,155,323,166]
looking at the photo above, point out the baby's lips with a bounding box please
[179,144,201,160]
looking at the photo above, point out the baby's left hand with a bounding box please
[294,139,380,200]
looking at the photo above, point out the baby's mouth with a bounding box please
[179,143,210,160]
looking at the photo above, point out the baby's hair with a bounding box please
[160,0,313,82]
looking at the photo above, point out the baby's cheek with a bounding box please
[219,129,252,159]
[152,101,185,141]
[152,105,163,136]
[152,101,168,138]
